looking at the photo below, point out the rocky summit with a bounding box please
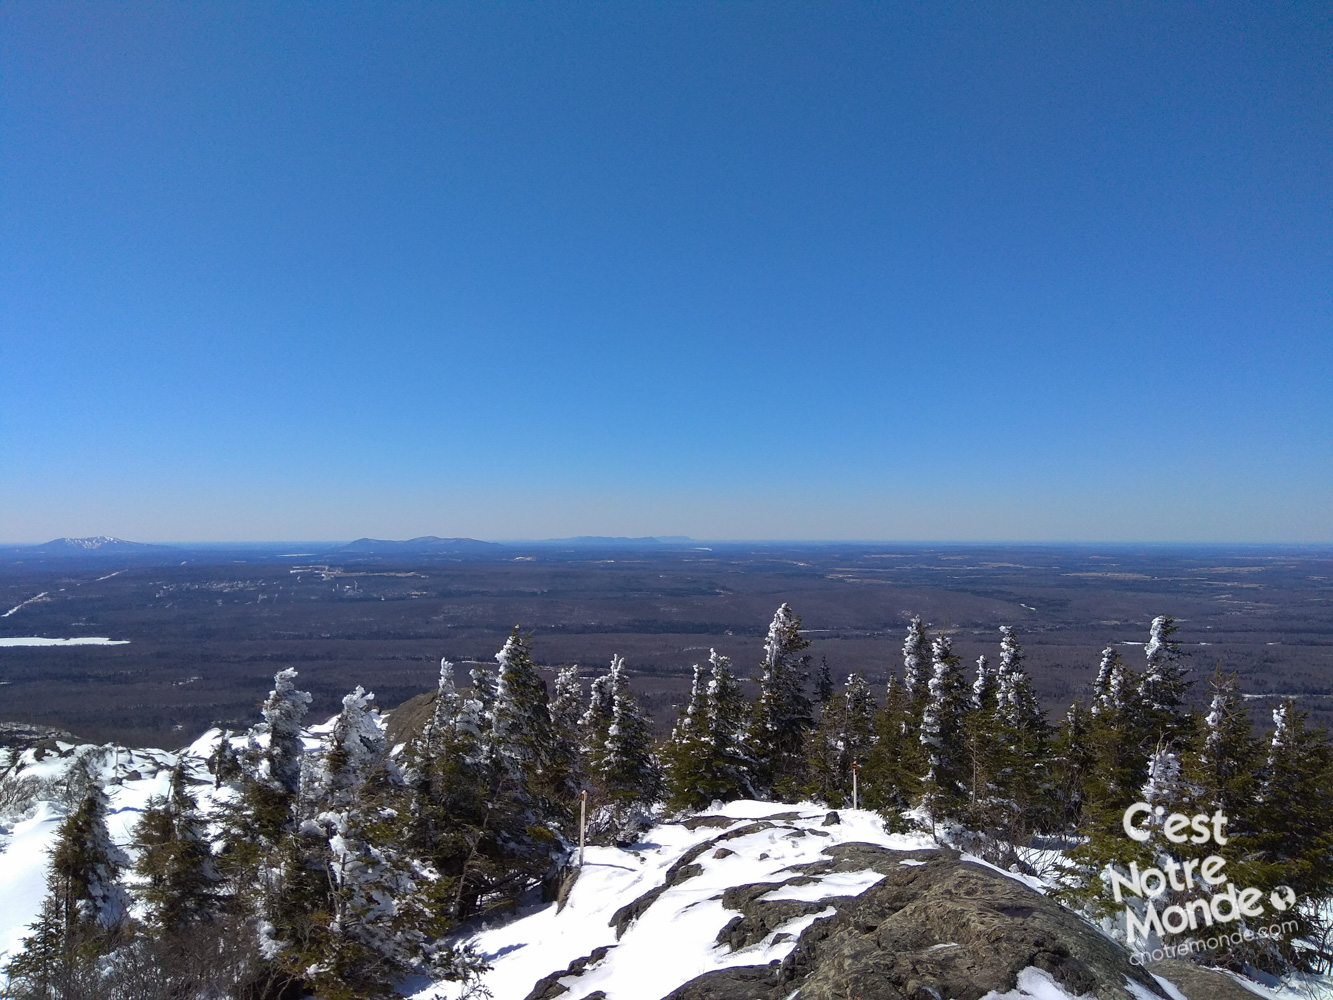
[419,803,1264,1000]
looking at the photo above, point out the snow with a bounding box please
[0,636,130,646]
[1,593,49,618]
[981,966,1094,999]
[0,803,64,966]
[414,804,933,1000]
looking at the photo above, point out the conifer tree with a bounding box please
[49,784,130,937]
[805,673,876,807]
[238,668,313,846]
[990,627,1049,829]
[545,664,585,808]
[919,635,968,826]
[815,657,834,705]
[701,649,754,803]
[747,603,814,798]
[1184,667,1258,821]
[971,654,996,711]
[1049,699,1096,833]
[1243,699,1333,971]
[599,655,662,807]
[900,616,930,731]
[861,675,921,826]
[1137,615,1191,744]
[664,663,712,811]
[132,763,222,933]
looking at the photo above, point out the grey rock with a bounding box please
[672,843,1170,1000]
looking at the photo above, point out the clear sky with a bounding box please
[2,3,1329,543]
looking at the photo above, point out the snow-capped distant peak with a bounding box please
[57,537,123,549]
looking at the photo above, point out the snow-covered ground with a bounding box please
[0,636,131,646]
[414,800,933,1000]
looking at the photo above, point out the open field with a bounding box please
[1,542,1331,746]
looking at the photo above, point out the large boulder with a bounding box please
[672,843,1171,1000]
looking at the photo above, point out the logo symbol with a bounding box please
[1270,886,1296,912]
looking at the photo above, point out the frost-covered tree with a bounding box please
[1089,646,1124,716]
[919,635,968,824]
[599,655,662,807]
[815,657,835,705]
[1137,615,1190,743]
[971,654,995,711]
[260,667,312,800]
[133,763,223,933]
[544,664,585,808]
[238,668,313,845]
[1184,667,1258,821]
[901,618,933,704]
[994,627,1042,731]
[805,673,877,807]
[747,603,814,798]
[579,665,617,776]
[664,663,711,811]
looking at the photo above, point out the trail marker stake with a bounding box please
[852,761,859,811]
[579,789,587,867]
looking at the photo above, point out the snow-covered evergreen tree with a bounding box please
[544,664,585,809]
[971,654,995,711]
[260,667,312,799]
[815,657,834,705]
[1137,615,1190,742]
[918,634,968,824]
[747,603,814,798]
[805,672,877,807]
[1185,667,1258,821]
[52,784,130,935]
[901,616,928,701]
[600,655,662,807]
[701,649,754,803]
[133,763,223,933]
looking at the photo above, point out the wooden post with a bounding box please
[851,761,859,811]
[578,789,587,867]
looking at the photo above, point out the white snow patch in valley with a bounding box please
[0,637,130,646]
[1,594,49,618]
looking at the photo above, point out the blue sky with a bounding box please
[2,3,1329,542]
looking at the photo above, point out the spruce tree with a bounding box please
[1137,615,1191,744]
[664,662,712,811]
[1244,699,1333,972]
[918,635,968,827]
[747,603,814,798]
[991,627,1050,830]
[861,675,921,827]
[805,673,876,807]
[132,763,223,933]
[1184,667,1258,821]
[900,616,930,732]
[815,657,835,705]
[701,649,754,803]
[599,655,662,807]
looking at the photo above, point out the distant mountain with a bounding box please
[25,536,168,555]
[533,536,698,552]
[336,536,502,554]
[543,535,694,547]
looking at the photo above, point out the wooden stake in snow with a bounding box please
[851,761,859,811]
[578,788,588,866]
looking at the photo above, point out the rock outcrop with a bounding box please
[673,840,1170,1000]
